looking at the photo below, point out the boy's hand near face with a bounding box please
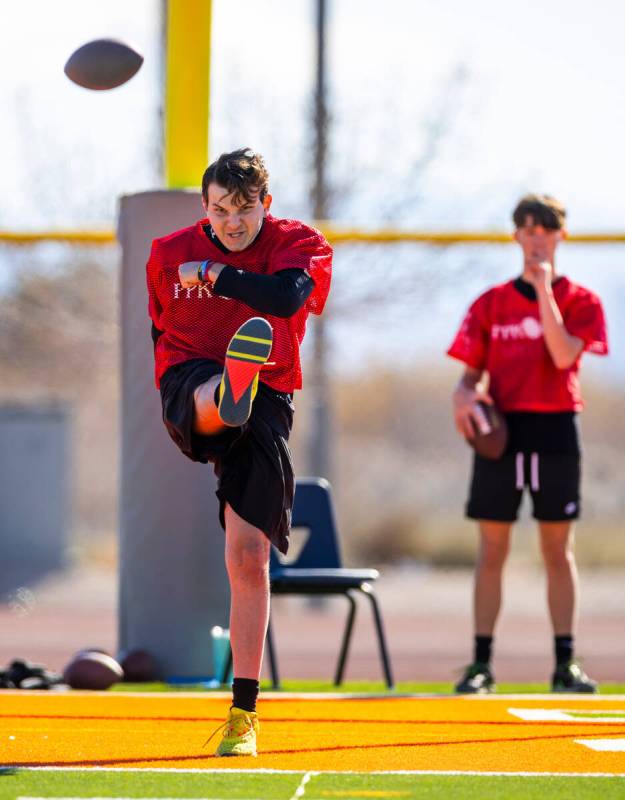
[525,258,554,292]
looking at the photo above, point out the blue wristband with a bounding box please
[198,260,212,282]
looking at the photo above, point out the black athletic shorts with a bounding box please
[160,358,295,553]
[466,451,581,522]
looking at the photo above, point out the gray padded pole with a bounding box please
[117,191,229,678]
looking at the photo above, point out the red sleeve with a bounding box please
[270,227,332,316]
[447,293,491,370]
[564,291,609,356]
[146,239,164,328]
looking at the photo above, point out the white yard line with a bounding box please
[461,694,625,702]
[575,739,625,752]
[288,770,318,800]
[6,767,625,777]
[508,707,625,722]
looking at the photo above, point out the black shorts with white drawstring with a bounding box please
[465,411,581,522]
[466,451,581,522]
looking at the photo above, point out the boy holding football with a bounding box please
[447,194,608,693]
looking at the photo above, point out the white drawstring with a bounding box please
[530,452,540,492]
[515,452,524,490]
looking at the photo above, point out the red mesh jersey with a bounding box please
[447,277,608,412]
[147,214,332,391]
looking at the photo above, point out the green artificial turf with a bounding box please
[1,769,624,800]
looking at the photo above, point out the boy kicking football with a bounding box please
[146,148,332,753]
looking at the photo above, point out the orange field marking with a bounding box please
[1,691,625,775]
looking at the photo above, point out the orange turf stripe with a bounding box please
[2,694,625,774]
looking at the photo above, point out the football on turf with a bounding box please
[120,648,158,682]
[64,38,143,90]
[466,401,508,460]
[63,651,123,690]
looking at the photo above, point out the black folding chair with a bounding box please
[220,477,394,689]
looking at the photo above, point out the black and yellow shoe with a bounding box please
[218,317,273,427]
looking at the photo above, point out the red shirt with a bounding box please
[447,277,608,412]
[147,214,332,391]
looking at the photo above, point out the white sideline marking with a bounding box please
[508,707,625,722]
[508,708,573,721]
[4,689,625,700]
[288,770,317,800]
[575,739,625,752]
[6,767,625,778]
[461,694,625,702]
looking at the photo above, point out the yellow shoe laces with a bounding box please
[203,708,256,749]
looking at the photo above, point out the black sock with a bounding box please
[474,635,493,665]
[213,382,221,406]
[232,677,259,713]
[555,635,574,667]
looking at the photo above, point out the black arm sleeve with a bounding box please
[212,266,314,318]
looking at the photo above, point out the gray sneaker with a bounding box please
[552,661,597,693]
[455,662,495,694]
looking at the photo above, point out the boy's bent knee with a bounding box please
[226,541,269,586]
[225,509,270,584]
[193,376,223,434]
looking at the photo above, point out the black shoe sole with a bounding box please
[218,318,273,427]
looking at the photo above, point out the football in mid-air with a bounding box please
[466,401,508,460]
[64,38,143,90]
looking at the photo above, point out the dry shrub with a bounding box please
[0,257,119,536]
[298,361,625,568]
[2,264,624,568]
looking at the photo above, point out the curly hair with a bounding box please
[202,148,269,206]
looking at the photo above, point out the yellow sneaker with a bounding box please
[218,317,273,427]
[213,706,259,757]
